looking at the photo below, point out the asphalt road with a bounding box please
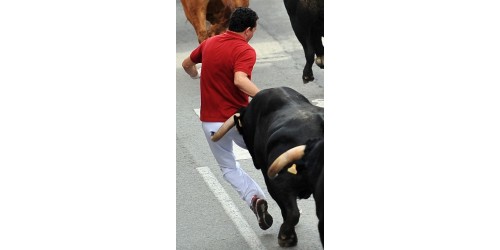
[3,1,500,250]
[176,0,324,249]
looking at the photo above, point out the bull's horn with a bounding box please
[268,145,306,178]
[211,113,239,142]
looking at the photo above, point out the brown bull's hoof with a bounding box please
[278,233,298,247]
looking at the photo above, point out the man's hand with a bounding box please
[182,57,201,79]
[191,67,202,79]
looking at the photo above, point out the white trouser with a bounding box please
[202,122,267,207]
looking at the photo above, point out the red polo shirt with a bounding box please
[189,31,256,122]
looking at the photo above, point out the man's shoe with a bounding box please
[251,195,273,230]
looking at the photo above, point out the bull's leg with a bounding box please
[315,197,324,247]
[292,23,315,84]
[209,22,227,37]
[318,218,324,247]
[301,37,316,84]
[286,8,315,84]
[312,26,324,69]
[231,0,250,8]
[265,180,300,247]
[185,1,209,43]
[194,14,209,43]
[277,196,300,247]
[206,0,231,38]
[293,25,315,84]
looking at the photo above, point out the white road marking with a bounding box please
[251,37,302,68]
[252,40,291,63]
[196,167,266,250]
[311,99,324,108]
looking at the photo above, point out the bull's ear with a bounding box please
[234,113,243,130]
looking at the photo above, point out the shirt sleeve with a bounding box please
[234,47,256,79]
[189,42,204,64]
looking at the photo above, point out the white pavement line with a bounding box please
[311,99,324,108]
[196,167,266,250]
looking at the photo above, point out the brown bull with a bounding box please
[180,0,249,43]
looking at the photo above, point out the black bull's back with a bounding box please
[234,86,324,247]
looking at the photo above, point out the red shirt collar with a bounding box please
[224,30,246,41]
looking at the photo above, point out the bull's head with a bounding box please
[267,145,306,179]
[268,138,324,179]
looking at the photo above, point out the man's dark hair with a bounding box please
[228,7,259,32]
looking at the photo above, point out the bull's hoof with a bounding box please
[315,56,324,69]
[278,232,298,247]
[302,75,314,84]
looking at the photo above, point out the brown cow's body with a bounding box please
[181,0,249,43]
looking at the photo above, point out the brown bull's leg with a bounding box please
[183,0,209,43]
[193,11,209,43]
[228,0,249,8]
[209,23,226,37]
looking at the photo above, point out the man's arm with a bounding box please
[234,71,260,97]
[182,57,200,79]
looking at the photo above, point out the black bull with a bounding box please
[211,87,324,247]
[284,0,324,84]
